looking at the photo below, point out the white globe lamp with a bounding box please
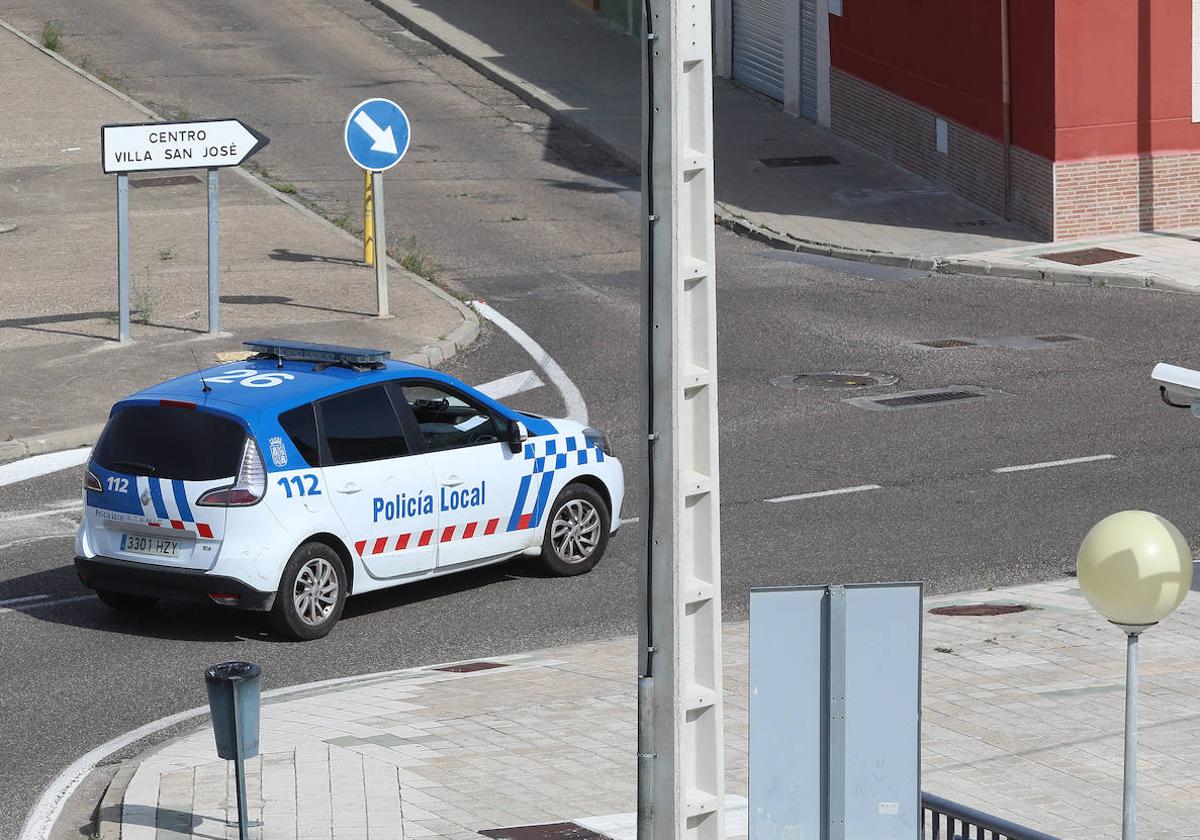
[1077,510,1192,840]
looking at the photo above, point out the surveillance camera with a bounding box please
[1152,362,1200,407]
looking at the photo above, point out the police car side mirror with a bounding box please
[507,420,528,454]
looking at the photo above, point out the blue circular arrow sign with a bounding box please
[344,98,411,172]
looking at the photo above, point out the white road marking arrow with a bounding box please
[353,110,398,154]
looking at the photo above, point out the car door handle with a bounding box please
[338,483,362,495]
[441,475,464,487]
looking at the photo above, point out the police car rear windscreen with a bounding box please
[92,405,245,480]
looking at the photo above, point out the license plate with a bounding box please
[120,533,181,558]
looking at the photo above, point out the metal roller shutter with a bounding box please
[732,0,785,102]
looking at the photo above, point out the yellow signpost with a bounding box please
[363,169,375,266]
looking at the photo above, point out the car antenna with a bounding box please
[191,349,212,393]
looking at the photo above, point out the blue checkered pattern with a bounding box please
[507,434,605,531]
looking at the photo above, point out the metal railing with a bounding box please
[923,792,1061,840]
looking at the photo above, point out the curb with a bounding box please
[358,4,1197,298]
[0,18,481,468]
[0,425,104,465]
[715,204,1191,294]
[94,764,135,840]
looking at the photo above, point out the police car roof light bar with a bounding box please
[243,339,390,369]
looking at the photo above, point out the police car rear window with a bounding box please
[92,405,245,481]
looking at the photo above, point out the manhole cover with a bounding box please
[929,604,1030,617]
[1038,247,1138,266]
[759,155,839,168]
[433,660,507,673]
[914,339,977,349]
[771,371,898,390]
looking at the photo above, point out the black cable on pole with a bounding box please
[641,0,657,681]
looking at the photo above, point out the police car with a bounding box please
[75,340,624,640]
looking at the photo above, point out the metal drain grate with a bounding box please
[929,604,1030,617]
[480,824,609,840]
[876,391,982,408]
[914,339,977,349]
[1038,247,1137,266]
[1034,334,1083,343]
[759,155,839,168]
[433,660,507,673]
[130,174,202,188]
[847,386,1003,411]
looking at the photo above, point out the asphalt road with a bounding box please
[4,0,1200,836]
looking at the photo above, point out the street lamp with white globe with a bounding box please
[1076,510,1192,840]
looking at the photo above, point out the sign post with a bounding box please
[116,173,131,343]
[101,118,268,341]
[207,168,220,334]
[343,98,411,318]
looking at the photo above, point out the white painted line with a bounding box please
[0,594,92,616]
[475,369,546,400]
[0,594,50,607]
[574,795,749,840]
[765,484,882,504]
[620,516,640,525]
[0,448,91,488]
[0,503,83,524]
[19,652,551,840]
[992,454,1115,474]
[471,301,588,425]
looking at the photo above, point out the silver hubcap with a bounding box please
[551,499,601,563]
[292,556,338,626]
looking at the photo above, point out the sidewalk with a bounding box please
[0,22,475,461]
[92,578,1200,840]
[367,0,1200,294]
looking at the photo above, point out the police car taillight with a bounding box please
[197,436,266,507]
[84,469,102,493]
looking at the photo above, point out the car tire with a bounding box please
[269,542,347,641]
[96,590,157,612]
[539,482,610,576]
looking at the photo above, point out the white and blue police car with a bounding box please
[75,339,624,640]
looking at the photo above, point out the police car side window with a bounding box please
[318,385,410,466]
[399,384,502,452]
[278,404,320,467]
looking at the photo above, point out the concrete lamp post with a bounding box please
[1076,510,1193,840]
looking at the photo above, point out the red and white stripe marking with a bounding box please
[355,517,505,557]
[146,518,213,538]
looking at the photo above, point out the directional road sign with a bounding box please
[101,119,268,174]
[344,98,411,172]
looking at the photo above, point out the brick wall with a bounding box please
[1010,147,1054,237]
[830,69,1031,226]
[1054,152,1200,238]
[824,67,1200,240]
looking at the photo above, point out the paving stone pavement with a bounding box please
[110,579,1200,840]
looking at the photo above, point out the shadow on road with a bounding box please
[4,559,554,642]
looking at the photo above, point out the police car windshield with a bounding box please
[92,405,246,481]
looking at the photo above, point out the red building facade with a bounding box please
[825,0,1200,239]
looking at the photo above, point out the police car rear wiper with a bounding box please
[107,460,157,475]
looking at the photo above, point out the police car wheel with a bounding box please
[96,590,157,613]
[540,483,610,576]
[270,543,347,641]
